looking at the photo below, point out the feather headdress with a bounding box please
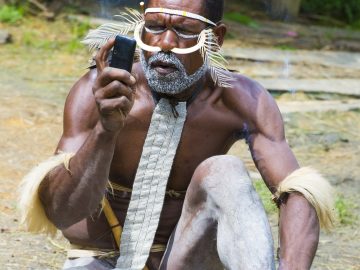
[82,8,233,88]
[82,8,144,51]
[200,29,233,88]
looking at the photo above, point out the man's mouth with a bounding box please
[150,60,178,75]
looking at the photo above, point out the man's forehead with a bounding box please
[147,0,205,17]
[144,12,207,28]
[145,0,216,27]
[145,14,197,25]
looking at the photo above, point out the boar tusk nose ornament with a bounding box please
[133,21,207,55]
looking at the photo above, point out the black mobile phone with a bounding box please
[109,35,137,72]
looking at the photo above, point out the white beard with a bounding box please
[140,50,207,95]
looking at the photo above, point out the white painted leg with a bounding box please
[162,155,275,270]
[202,156,275,270]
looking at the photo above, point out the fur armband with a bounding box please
[273,167,335,231]
[18,152,75,236]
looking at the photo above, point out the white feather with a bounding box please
[199,29,233,88]
[82,8,143,52]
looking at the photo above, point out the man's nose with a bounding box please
[159,30,178,52]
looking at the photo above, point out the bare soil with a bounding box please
[0,17,359,270]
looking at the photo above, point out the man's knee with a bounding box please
[189,155,254,207]
[192,155,251,190]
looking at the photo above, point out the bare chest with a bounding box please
[109,97,242,191]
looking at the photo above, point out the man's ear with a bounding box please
[213,23,227,47]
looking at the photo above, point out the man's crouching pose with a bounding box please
[19,0,334,269]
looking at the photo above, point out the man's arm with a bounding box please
[249,126,319,269]
[232,79,320,269]
[38,39,136,229]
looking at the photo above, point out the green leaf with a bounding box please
[0,5,23,24]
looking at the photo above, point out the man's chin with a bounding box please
[148,80,186,96]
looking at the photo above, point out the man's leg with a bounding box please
[161,155,275,270]
[62,256,117,270]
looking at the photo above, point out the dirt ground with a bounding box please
[0,17,359,270]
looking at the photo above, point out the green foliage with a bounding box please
[274,44,297,51]
[20,19,91,53]
[253,180,278,215]
[70,20,91,39]
[225,31,236,40]
[350,19,360,30]
[65,20,91,53]
[22,30,59,50]
[301,0,360,24]
[22,31,37,47]
[224,12,259,28]
[335,195,356,225]
[0,5,23,24]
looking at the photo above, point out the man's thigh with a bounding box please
[160,155,274,270]
[63,257,116,270]
[160,156,229,270]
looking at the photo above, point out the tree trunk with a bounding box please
[270,0,302,20]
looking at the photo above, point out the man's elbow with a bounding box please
[38,180,76,230]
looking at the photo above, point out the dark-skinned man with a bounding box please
[20,0,334,269]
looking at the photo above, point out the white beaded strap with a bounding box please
[145,8,217,26]
[115,99,187,270]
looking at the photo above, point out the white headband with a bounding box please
[145,8,217,26]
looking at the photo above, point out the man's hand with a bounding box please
[93,39,136,133]
[38,39,138,228]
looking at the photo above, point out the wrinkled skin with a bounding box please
[38,0,319,269]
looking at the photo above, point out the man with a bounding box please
[20,0,334,269]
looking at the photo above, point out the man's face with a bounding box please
[141,0,209,94]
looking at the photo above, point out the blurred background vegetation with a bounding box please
[0,0,359,57]
[301,0,360,25]
[1,0,360,28]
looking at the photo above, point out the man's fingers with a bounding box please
[95,67,136,88]
[95,38,115,73]
[97,96,133,116]
[94,80,133,101]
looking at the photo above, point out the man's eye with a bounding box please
[172,27,200,39]
[145,25,166,32]
[173,27,194,35]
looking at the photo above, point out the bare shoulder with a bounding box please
[222,72,284,140]
[57,69,98,151]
